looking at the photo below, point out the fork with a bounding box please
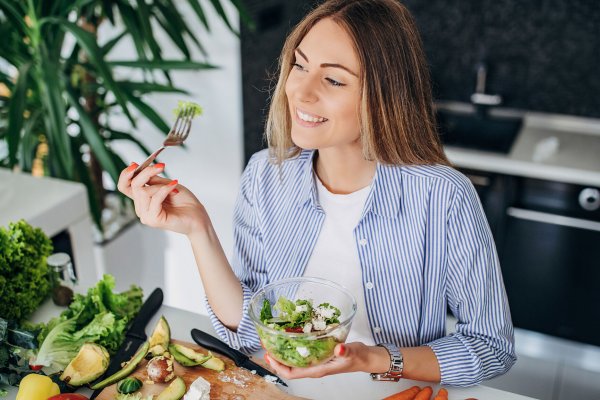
[131,106,194,178]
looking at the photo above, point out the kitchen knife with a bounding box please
[191,328,287,386]
[89,287,164,399]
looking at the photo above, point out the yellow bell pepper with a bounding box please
[16,373,60,400]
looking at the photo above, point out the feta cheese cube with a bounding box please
[296,346,310,358]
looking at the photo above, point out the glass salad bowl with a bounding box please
[248,277,357,368]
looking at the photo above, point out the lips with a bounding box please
[295,108,328,127]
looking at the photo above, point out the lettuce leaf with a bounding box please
[33,275,142,372]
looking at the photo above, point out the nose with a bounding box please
[292,75,319,104]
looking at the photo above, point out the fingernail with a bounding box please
[172,189,179,194]
[338,344,346,356]
[264,354,270,364]
[126,162,138,171]
[154,163,165,169]
[168,179,178,186]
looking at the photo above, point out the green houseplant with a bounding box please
[0,0,250,235]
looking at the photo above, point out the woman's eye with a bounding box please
[292,63,305,71]
[326,78,344,87]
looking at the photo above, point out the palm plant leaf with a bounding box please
[0,0,28,36]
[41,17,135,125]
[38,53,73,179]
[108,60,217,70]
[65,87,120,183]
[6,63,31,167]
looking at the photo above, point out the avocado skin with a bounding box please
[89,341,149,390]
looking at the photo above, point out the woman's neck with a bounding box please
[314,148,376,194]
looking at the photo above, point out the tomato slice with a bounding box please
[284,327,304,333]
[28,364,43,371]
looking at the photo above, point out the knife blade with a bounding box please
[191,328,287,386]
[89,287,164,399]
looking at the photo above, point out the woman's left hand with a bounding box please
[264,342,387,379]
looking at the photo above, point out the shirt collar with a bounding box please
[296,150,319,209]
[296,150,403,219]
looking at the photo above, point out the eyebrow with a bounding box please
[295,48,358,77]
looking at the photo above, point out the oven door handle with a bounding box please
[507,207,600,233]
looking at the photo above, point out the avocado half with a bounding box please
[60,343,110,386]
[149,316,171,356]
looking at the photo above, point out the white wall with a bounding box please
[98,1,243,315]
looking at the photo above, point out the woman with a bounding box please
[118,0,516,387]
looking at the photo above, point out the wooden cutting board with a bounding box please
[97,339,306,400]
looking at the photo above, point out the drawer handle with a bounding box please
[507,207,600,233]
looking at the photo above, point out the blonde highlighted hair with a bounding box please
[265,0,449,166]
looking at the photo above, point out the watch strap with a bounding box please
[370,343,404,381]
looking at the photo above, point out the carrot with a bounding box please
[414,386,433,400]
[433,388,448,400]
[382,385,421,400]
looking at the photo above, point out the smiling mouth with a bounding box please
[296,108,328,123]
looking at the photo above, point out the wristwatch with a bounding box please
[370,343,404,381]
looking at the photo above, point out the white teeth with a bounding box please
[297,109,327,123]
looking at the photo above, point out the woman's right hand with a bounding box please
[117,162,209,236]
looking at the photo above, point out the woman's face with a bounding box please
[285,18,362,153]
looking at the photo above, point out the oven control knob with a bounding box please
[579,188,600,211]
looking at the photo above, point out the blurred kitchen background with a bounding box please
[1,1,599,399]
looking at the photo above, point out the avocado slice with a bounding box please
[201,352,225,372]
[169,344,204,367]
[156,376,186,400]
[149,316,171,356]
[89,341,149,390]
[169,343,211,366]
[60,343,109,386]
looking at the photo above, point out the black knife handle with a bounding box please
[191,328,248,364]
[127,288,163,339]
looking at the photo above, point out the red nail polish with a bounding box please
[338,344,346,356]
[172,189,179,194]
[168,179,178,186]
[264,354,270,364]
[126,162,138,171]
[154,163,165,169]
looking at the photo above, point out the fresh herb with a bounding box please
[33,275,143,372]
[172,100,203,118]
[0,220,53,323]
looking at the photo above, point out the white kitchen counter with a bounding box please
[445,111,600,187]
[4,302,537,400]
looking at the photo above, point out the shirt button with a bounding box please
[365,282,374,290]
[358,238,368,246]
[373,327,382,334]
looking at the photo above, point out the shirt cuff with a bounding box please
[426,334,484,386]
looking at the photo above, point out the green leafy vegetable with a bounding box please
[0,220,53,323]
[172,100,203,118]
[258,296,344,367]
[33,275,143,372]
[0,318,39,391]
[262,296,341,331]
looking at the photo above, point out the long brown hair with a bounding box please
[265,0,449,166]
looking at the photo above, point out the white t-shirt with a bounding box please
[303,174,374,345]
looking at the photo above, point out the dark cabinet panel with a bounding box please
[501,212,600,345]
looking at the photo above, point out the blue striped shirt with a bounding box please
[206,149,516,386]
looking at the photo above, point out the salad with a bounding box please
[257,296,346,367]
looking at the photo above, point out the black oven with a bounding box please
[495,177,600,346]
